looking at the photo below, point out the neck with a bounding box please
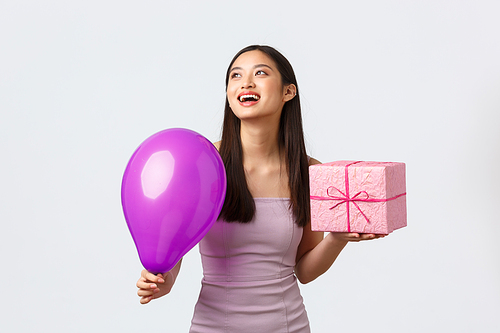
[240,119,281,169]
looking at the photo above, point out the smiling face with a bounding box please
[226,50,296,122]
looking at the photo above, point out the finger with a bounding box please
[156,273,166,284]
[137,288,159,297]
[136,275,158,288]
[359,233,386,241]
[137,280,160,290]
[141,270,165,284]
[137,289,153,297]
[358,234,376,240]
[140,296,153,304]
[141,269,157,281]
[343,233,360,241]
[136,278,145,289]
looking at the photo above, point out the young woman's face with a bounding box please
[226,50,293,122]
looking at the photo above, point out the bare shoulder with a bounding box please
[213,141,221,151]
[308,157,322,166]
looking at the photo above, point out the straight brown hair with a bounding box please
[219,45,310,227]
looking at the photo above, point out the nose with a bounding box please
[241,78,255,89]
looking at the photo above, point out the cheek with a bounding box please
[226,84,237,99]
[268,81,284,97]
[269,86,285,103]
[226,90,237,109]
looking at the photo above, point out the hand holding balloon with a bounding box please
[136,259,182,304]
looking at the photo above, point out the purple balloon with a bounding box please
[121,128,226,274]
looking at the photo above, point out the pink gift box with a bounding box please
[309,161,407,234]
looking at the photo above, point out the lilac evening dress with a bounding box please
[189,198,310,333]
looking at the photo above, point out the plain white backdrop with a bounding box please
[1,1,499,332]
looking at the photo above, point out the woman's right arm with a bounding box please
[136,258,182,304]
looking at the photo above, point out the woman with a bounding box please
[136,45,383,332]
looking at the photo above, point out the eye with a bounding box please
[256,70,267,76]
[230,72,241,79]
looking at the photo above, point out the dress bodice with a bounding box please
[199,198,303,282]
[190,198,310,333]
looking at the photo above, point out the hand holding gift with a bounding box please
[329,232,386,242]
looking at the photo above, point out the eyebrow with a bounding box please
[229,63,274,73]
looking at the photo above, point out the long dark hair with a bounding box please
[219,45,310,227]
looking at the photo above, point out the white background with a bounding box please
[1,1,499,332]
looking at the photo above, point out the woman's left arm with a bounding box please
[295,226,383,284]
[294,158,385,284]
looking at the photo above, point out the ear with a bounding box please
[282,84,297,102]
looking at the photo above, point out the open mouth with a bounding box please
[238,94,260,103]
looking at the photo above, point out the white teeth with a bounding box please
[239,94,260,102]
